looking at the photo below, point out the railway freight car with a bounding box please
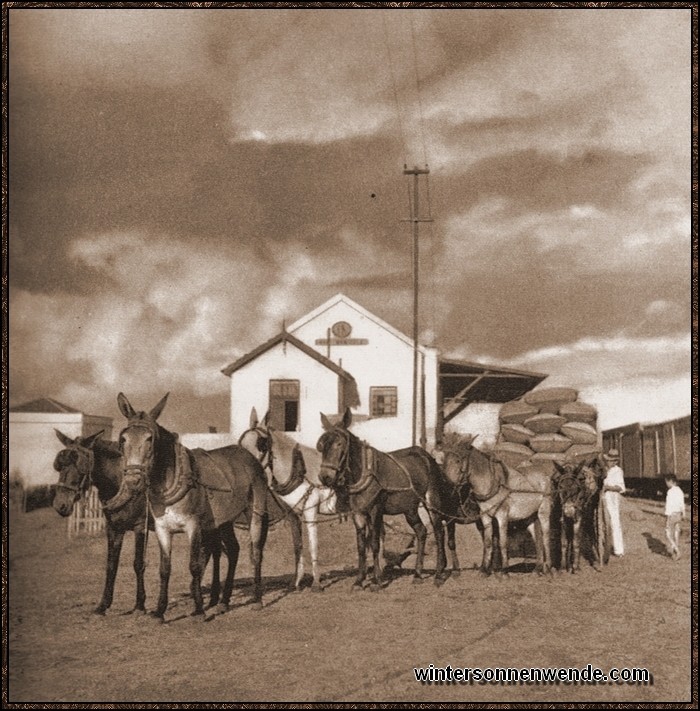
[602,415,691,498]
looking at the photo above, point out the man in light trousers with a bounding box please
[602,448,626,557]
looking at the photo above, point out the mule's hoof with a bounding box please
[130,607,146,616]
[369,583,381,593]
[191,611,206,621]
[412,575,424,585]
[214,603,230,615]
[478,569,490,578]
[93,607,107,616]
[311,583,323,593]
[434,576,446,588]
[451,569,461,578]
[593,564,602,573]
[352,583,363,592]
[150,612,165,624]
[252,601,263,611]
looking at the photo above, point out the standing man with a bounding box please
[664,473,685,560]
[602,448,626,558]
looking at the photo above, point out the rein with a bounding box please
[448,447,507,502]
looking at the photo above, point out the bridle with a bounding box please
[555,470,587,511]
[237,426,276,475]
[55,445,95,499]
[318,428,353,488]
[119,421,157,484]
[445,446,504,503]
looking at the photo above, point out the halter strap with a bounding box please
[56,445,95,496]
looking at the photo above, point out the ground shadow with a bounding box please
[642,531,669,557]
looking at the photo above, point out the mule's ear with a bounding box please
[553,461,566,479]
[149,392,170,421]
[262,411,271,428]
[82,430,105,449]
[320,412,333,431]
[341,407,352,429]
[249,407,259,430]
[117,393,136,419]
[54,429,75,447]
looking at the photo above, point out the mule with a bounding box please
[52,430,229,614]
[52,430,150,615]
[552,461,589,573]
[239,408,339,592]
[443,439,552,576]
[115,393,269,620]
[317,408,448,590]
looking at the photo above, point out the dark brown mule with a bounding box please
[553,459,605,572]
[115,393,269,620]
[317,408,449,590]
[52,430,229,614]
[552,462,590,573]
[52,430,150,615]
[444,439,552,576]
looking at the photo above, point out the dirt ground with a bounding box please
[7,495,694,704]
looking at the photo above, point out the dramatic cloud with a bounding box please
[8,7,692,433]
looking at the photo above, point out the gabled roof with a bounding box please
[222,330,357,380]
[10,397,81,414]
[286,293,431,355]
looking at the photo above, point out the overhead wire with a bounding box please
[409,13,430,169]
[409,13,436,341]
[381,13,409,167]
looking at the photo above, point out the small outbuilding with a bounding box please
[9,398,113,490]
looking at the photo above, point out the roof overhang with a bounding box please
[440,358,547,424]
[221,331,356,381]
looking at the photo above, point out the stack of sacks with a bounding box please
[494,388,600,475]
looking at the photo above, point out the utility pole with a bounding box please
[403,165,431,448]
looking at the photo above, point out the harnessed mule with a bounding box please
[443,439,552,576]
[115,393,269,620]
[52,429,153,615]
[239,409,339,593]
[555,459,605,572]
[317,408,449,590]
[552,462,592,573]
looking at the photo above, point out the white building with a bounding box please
[9,398,113,489]
[222,294,546,452]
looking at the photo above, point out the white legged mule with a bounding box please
[239,409,339,593]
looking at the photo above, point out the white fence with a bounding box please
[67,487,105,538]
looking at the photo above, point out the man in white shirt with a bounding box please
[664,473,685,560]
[602,449,626,557]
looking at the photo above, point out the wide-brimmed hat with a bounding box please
[603,448,620,463]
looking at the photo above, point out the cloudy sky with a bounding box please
[9,7,692,434]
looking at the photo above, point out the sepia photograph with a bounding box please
[5,3,695,705]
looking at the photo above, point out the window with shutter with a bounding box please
[370,386,398,417]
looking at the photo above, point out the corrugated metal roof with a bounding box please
[440,359,548,423]
[9,397,81,414]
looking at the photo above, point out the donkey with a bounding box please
[115,393,269,620]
